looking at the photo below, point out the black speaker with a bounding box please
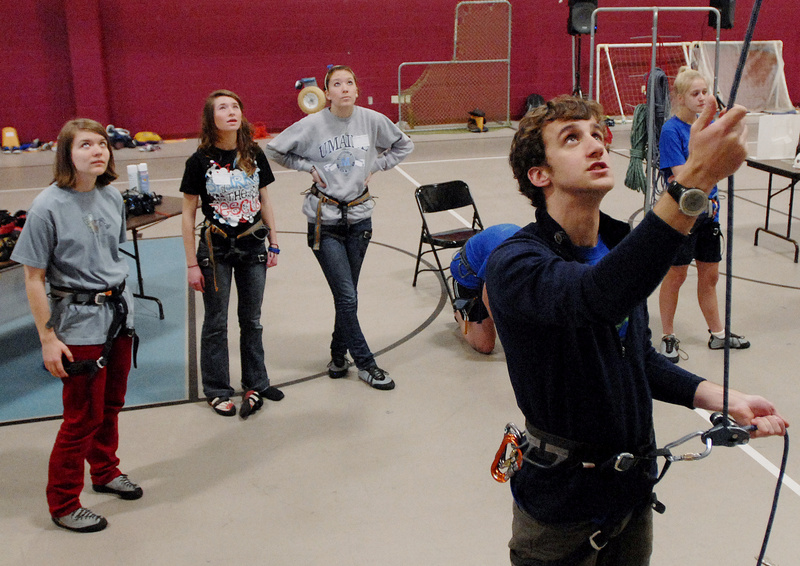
[568,0,598,35]
[709,0,735,29]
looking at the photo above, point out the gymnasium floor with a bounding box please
[0,124,798,565]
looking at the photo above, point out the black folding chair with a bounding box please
[412,180,484,303]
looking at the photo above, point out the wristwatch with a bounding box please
[667,181,707,217]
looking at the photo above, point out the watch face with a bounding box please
[682,189,708,215]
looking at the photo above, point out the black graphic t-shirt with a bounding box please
[180,146,275,236]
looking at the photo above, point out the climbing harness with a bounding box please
[307,184,372,250]
[200,218,270,291]
[48,282,137,376]
[490,415,750,485]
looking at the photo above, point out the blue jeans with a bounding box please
[197,236,270,399]
[308,218,375,370]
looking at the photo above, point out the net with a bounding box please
[398,1,511,131]
[595,42,688,120]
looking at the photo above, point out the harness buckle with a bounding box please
[93,290,113,305]
[613,452,636,472]
[589,529,608,551]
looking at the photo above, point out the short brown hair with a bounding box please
[53,119,118,189]
[509,95,606,208]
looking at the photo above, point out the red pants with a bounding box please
[46,335,132,518]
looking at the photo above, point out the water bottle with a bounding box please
[137,163,150,193]
[127,164,139,192]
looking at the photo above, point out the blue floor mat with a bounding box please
[0,237,188,423]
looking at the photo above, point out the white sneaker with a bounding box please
[358,366,395,391]
[52,507,107,533]
[660,335,680,363]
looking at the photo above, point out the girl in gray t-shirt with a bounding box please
[12,119,142,533]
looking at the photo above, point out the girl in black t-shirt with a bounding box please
[180,89,283,419]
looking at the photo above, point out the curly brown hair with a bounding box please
[509,95,606,208]
[199,89,259,175]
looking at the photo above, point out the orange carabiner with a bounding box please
[491,424,525,483]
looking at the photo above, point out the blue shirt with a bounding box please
[450,223,521,289]
[659,115,719,221]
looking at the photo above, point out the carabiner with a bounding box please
[491,423,526,483]
[663,430,714,462]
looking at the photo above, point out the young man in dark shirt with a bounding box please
[486,95,788,566]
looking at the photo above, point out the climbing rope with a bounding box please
[624,103,647,193]
[715,2,788,563]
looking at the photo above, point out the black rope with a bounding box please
[718,2,788,564]
[720,0,763,431]
[756,433,789,566]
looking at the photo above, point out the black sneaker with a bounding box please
[93,474,143,500]
[327,355,351,379]
[358,366,395,391]
[52,507,108,533]
[240,390,264,419]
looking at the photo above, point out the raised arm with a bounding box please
[651,101,747,235]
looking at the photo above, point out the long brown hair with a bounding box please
[53,119,118,189]
[198,89,258,175]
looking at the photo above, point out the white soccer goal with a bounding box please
[595,40,795,121]
[594,42,690,121]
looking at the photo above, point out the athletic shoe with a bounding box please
[708,331,750,350]
[660,334,680,363]
[93,474,143,500]
[208,397,236,417]
[358,366,395,391]
[240,390,264,419]
[52,507,108,533]
[327,355,351,379]
[262,386,284,401]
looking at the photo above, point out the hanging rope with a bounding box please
[714,2,789,564]
[624,67,670,196]
[648,67,671,200]
[624,104,648,193]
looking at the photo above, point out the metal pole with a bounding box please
[644,9,658,213]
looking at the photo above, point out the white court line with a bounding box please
[694,408,798,497]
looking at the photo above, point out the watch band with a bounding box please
[667,181,707,217]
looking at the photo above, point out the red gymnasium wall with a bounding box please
[2,0,798,142]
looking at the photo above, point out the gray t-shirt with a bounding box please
[266,106,413,224]
[12,183,134,345]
